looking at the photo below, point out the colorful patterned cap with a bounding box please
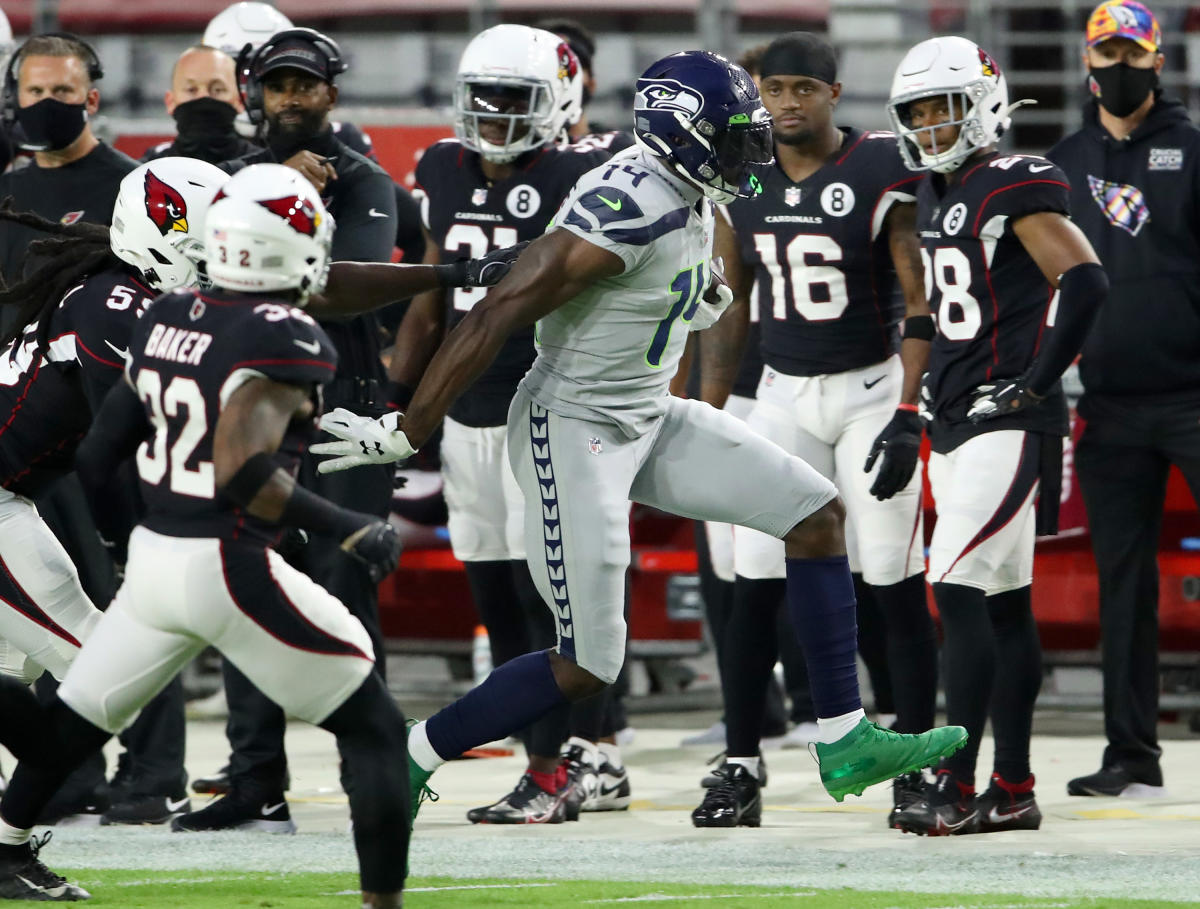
[1086,0,1161,53]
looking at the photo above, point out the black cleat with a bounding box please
[102,791,192,826]
[887,770,926,829]
[1067,765,1165,798]
[466,772,570,824]
[560,746,593,822]
[701,751,767,789]
[977,773,1042,832]
[893,770,979,836]
[190,765,231,796]
[171,789,295,834]
[0,832,90,901]
[691,763,761,828]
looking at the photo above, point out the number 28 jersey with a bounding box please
[916,152,1071,451]
[413,139,612,427]
[126,289,337,545]
[727,128,921,377]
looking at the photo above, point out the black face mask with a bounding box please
[172,96,238,139]
[16,97,88,151]
[1088,63,1159,118]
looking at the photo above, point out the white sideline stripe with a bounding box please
[584,895,814,904]
[332,883,557,895]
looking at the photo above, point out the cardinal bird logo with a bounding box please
[978,47,999,78]
[556,42,578,82]
[145,171,189,236]
[258,195,322,237]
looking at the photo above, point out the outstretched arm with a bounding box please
[402,228,624,448]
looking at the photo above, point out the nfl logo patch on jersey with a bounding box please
[784,186,802,208]
[588,437,603,455]
[471,187,488,206]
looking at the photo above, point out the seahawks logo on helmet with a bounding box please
[635,79,703,118]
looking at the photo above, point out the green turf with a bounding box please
[28,871,1195,908]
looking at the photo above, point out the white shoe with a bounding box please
[582,761,631,812]
[615,726,636,747]
[680,721,725,747]
[781,722,821,749]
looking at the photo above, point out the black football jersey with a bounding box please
[413,138,614,426]
[916,151,1072,451]
[126,289,337,544]
[727,128,922,377]
[0,266,156,497]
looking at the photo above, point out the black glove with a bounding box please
[966,373,1043,423]
[340,520,403,583]
[863,408,923,501]
[439,240,531,288]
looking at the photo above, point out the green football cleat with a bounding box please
[815,719,968,803]
[407,752,438,825]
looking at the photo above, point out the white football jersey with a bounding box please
[520,147,715,439]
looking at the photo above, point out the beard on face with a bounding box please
[774,123,819,147]
[266,105,326,142]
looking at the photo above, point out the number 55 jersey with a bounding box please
[916,152,1071,452]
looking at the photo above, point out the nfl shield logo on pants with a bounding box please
[784,187,802,207]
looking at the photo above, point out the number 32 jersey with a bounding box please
[727,128,921,377]
[126,289,337,545]
[413,139,612,427]
[916,152,1071,451]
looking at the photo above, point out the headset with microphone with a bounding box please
[1,32,103,130]
[236,28,346,127]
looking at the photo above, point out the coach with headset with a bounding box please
[171,28,401,834]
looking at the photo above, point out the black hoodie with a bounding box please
[1048,97,1200,400]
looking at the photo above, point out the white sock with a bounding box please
[0,816,31,847]
[726,756,760,774]
[596,741,623,770]
[407,720,444,773]
[566,736,598,768]
[817,709,867,744]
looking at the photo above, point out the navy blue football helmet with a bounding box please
[633,51,773,203]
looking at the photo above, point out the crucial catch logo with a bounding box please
[635,79,703,117]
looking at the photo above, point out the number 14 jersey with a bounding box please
[915,151,1071,451]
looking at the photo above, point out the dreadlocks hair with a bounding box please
[0,197,123,357]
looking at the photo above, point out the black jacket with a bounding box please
[222,128,398,410]
[1048,97,1200,400]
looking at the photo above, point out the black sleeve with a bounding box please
[1027,261,1108,396]
[74,380,151,556]
[330,169,398,263]
[393,182,425,263]
[981,161,1071,228]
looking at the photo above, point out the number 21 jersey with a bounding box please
[916,152,1071,450]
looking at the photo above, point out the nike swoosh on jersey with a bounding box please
[863,375,886,390]
[368,208,389,218]
[596,194,623,212]
[294,338,321,355]
[166,796,190,812]
[1028,163,1054,173]
[261,802,286,816]
[105,340,130,361]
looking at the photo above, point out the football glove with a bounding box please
[311,408,417,474]
[966,374,1043,423]
[689,260,735,331]
[445,240,530,288]
[340,520,402,583]
[863,408,924,501]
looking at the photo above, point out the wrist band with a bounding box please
[896,403,919,413]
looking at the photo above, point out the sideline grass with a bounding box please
[32,871,1197,907]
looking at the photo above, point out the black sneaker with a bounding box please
[977,773,1042,832]
[1067,765,1165,798]
[0,832,90,901]
[190,764,231,796]
[691,763,761,828]
[465,772,570,824]
[108,752,135,805]
[700,751,767,789]
[893,770,979,836]
[102,792,192,826]
[170,790,296,834]
[887,770,926,829]
[36,789,107,828]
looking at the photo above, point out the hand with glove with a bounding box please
[340,520,403,583]
[310,408,418,474]
[439,240,531,288]
[863,406,924,500]
[689,258,735,331]
[966,373,1043,423]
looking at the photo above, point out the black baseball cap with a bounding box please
[258,30,344,82]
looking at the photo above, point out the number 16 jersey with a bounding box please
[915,151,1071,451]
